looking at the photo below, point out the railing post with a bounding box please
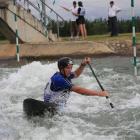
[56,15,59,38]
[13,0,20,62]
[41,0,46,25]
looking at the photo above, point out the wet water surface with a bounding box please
[0,56,140,140]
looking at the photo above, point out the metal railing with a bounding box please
[6,6,47,37]
[23,0,65,38]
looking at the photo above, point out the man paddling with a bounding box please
[44,57,109,113]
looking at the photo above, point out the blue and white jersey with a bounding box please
[44,72,76,110]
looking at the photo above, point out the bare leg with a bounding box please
[76,24,80,39]
[79,24,84,39]
[83,24,87,38]
[70,21,74,39]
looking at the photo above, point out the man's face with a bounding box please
[110,3,114,7]
[63,64,73,76]
[73,3,76,7]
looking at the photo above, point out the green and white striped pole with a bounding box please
[131,0,137,76]
[13,0,20,62]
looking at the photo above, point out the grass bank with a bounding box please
[62,33,140,44]
[0,33,140,44]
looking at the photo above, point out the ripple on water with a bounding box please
[0,57,140,140]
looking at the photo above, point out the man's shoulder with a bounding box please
[51,72,64,82]
[52,72,62,78]
[71,7,78,11]
[51,72,71,87]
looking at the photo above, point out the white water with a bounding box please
[0,57,140,140]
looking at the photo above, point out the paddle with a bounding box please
[88,63,114,108]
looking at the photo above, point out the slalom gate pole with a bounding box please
[131,0,137,76]
[13,0,20,62]
[88,63,114,108]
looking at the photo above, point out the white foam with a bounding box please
[0,59,140,140]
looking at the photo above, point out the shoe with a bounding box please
[70,36,74,40]
[75,36,79,40]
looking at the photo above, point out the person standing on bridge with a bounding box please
[44,57,109,113]
[61,1,79,40]
[73,1,87,39]
[108,1,121,37]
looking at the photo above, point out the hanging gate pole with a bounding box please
[131,0,137,76]
[13,0,20,62]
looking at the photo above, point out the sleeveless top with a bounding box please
[78,7,86,16]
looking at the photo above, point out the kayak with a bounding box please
[23,98,56,117]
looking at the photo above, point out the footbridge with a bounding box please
[0,0,65,43]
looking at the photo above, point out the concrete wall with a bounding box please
[0,8,5,19]
[0,1,49,43]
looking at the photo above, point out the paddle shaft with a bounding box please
[88,63,114,108]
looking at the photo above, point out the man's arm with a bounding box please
[74,57,91,77]
[71,85,109,97]
[60,6,70,12]
[116,6,121,13]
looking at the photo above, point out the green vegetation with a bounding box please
[51,17,140,42]
[0,33,6,41]
[62,33,140,44]
[0,17,140,44]
[88,33,140,41]
[0,33,9,44]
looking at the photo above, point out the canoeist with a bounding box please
[44,57,109,112]
[23,57,109,117]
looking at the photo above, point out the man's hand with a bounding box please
[81,57,91,66]
[98,91,109,97]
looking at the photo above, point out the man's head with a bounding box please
[73,1,76,7]
[58,57,73,75]
[110,1,114,6]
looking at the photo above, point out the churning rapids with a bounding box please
[0,56,140,140]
